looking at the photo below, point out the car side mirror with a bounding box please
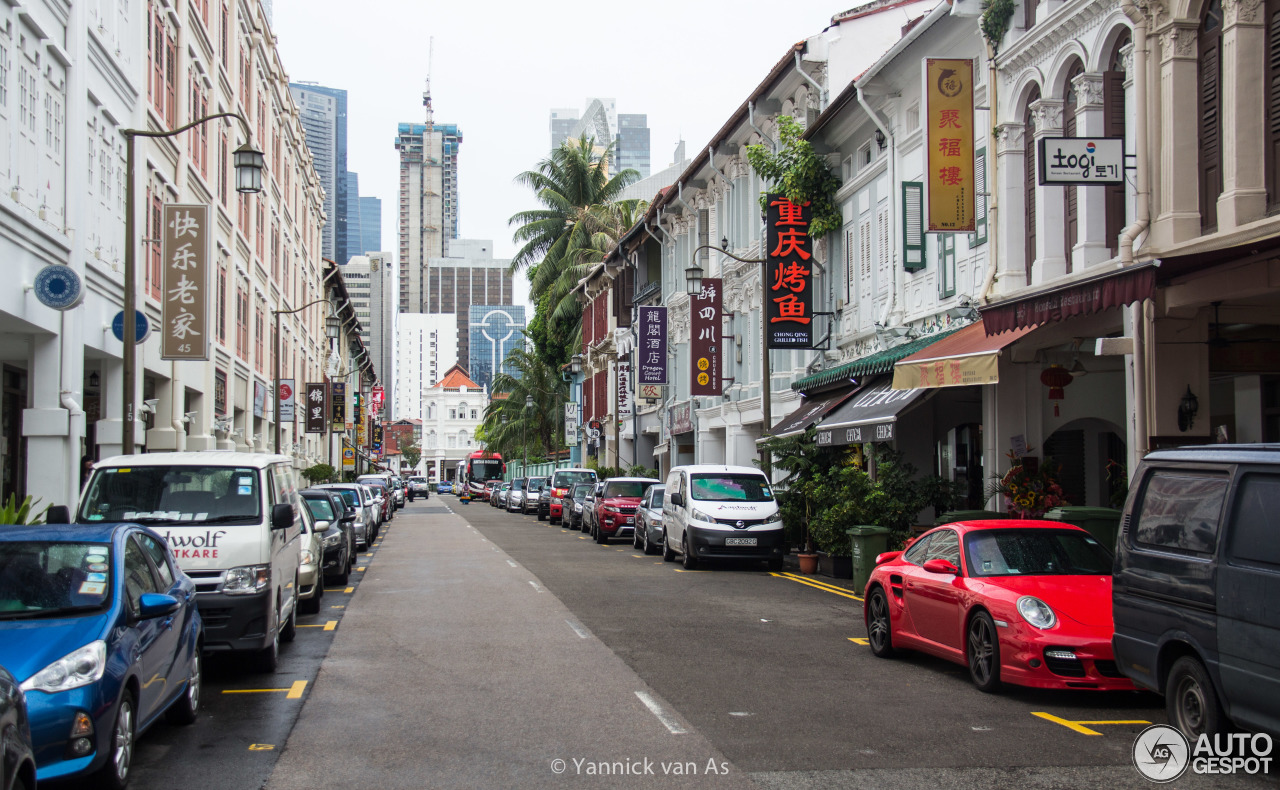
[271,503,295,530]
[314,520,331,532]
[922,558,960,575]
[670,492,684,507]
[45,505,71,524]
[138,592,181,619]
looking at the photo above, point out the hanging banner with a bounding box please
[371,385,385,416]
[690,278,723,395]
[331,382,347,428]
[253,380,266,418]
[637,305,668,385]
[305,383,326,433]
[617,358,633,417]
[161,204,211,359]
[765,195,814,348]
[279,379,295,422]
[355,394,366,446]
[564,402,579,446]
[342,446,355,470]
[924,58,976,231]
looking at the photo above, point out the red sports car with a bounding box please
[863,519,1134,693]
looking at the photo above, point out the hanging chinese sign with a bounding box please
[637,306,668,385]
[924,58,976,231]
[765,196,814,348]
[355,394,366,446]
[305,383,327,433]
[371,385,385,416]
[279,380,295,423]
[616,358,633,417]
[690,277,723,396]
[160,204,210,359]
[330,382,347,428]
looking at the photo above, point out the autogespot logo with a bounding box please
[1133,725,1190,783]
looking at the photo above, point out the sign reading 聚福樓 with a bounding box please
[924,58,976,232]
[1037,137,1125,185]
[161,205,211,359]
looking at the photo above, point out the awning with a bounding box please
[791,326,963,393]
[812,377,930,446]
[768,386,861,438]
[980,262,1156,335]
[891,320,1038,390]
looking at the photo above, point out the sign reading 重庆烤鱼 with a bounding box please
[305,383,326,433]
[765,196,814,348]
[690,278,723,395]
[161,205,211,359]
[637,306,668,385]
[924,59,975,232]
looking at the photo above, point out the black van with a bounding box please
[1113,444,1280,739]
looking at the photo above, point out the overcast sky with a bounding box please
[273,0,849,307]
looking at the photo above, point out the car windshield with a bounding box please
[0,541,113,618]
[512,480,525,490]
[964,529,1113,577]
[603,481,654,498]
[330,489,360,508]
[690,474,773,502]
[646,486,666,506]
[79,465,262,525]
[553,471,596,488]
[303,497,336,522]
[573,485,591,501]
[528,479,545,491]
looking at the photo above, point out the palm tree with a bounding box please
[481,346,567,460]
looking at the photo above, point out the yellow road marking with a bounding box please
[848,637,870,645]
[674,569,711,572]
[578,536,587,540]
[632,555,644,558]
[324,587,355,593]
[287,680,307,698]
[223,679,308,697]
[770,572,864,601]
[248,744,275,751]
[297,620,338,630]
[357,566,366,571]
[1031,711,1151,736]
[330,605,344,609]
[324,620,337,631]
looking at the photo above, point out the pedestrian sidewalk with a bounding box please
[266,505,757,789]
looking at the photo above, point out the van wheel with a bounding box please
[682,534,698,570]
[1166,656,1227,738]
[280,598,297,643]
[662,531,676,562]
[256,624,280,672]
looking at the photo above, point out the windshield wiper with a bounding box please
[0,604,105,620]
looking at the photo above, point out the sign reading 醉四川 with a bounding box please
[161,205,211,359]
[924,58,976,232]
[765,196,814,349]
[690,278,722,396]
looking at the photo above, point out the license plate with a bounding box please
[626,517,635,524]
[725,537,757,546]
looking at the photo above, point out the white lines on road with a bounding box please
[565,619,590,639]
[507,560,518,568]
[635,691,688,735]
[528,580,545,593]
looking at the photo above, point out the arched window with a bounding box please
[1063,60,1085,272]
[1199,0,1224,232]
[1024,85,1041,282]
[1105,31,1132,256]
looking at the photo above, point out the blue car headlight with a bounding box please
[21,640,107,693]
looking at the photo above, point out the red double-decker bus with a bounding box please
[460,451,504,499]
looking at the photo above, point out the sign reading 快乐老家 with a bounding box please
[161,205,211,359]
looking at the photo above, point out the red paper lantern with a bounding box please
[1040,364,1073,416]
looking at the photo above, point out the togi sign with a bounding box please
[637,306,668,385]
[924,58,976,232]
[690,278,722,396]
[1038,137,1125,185]
[305,383,326,433]
[765,196,814,348]
[161,205,211,359]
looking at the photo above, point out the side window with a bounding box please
[1133,471,1229,555]
[123,538,160,613]
[1227,473,1280,568]
[903,534,933,565]
[924,529,962,566]
[136,534,175,588]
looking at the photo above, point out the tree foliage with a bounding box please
[746,115,842,237]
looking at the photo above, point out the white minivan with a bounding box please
[76,452,304,672]
[662,464,784,571]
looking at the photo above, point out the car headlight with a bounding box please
[223,564,271,595]
[301,549,316,565]
[1016,596,1057,629]
[691,508,716,523]
[322,531,342,547]
[604,506,619,513]
[21,641,107,693]
[763,511,782,524]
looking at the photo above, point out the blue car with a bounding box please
[0,523,203,788]
[0,663,36,790]
[437,481,453,494]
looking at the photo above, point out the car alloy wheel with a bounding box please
[966,611,1001,692]
[866,589,895,658]
[167,649,201,724]
[98,690,135,790]
[1166,656,1225,738]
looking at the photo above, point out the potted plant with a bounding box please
[759,428,826,573]
[988,449,1067,518]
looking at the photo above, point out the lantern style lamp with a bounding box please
[1178,386,1199,432]
[685,262,704,296]
[569,354,583,375]
[1040,364,1074,417]
[234,143,265,193]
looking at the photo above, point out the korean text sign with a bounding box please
[765,195,814,348]
[690,278,722,396]
[305,383,326,433]
[161,205,210,359]
[637,306,668,385]
[924,58,976,232]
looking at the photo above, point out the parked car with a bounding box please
[864,519,1132,694]
[633,484,667,555]
[363,481,394,524]
[407,476,431,501]
[300,489,353,585]
[311,484,375,550]
[358,474,403,510]
[295,503,326,615]
[546,468,598,524]
[561,484,588,529]
[580,482,606,533]
[588,478,659,544]
[76,451,302,672]
[484,481,501,502]
[523,477,547,517]
[0,664,36,790]
[662,464,784,570]
[506,479,527,513]
[0,522,204,788]
[437,481,454,495]
[493,482,512,509]
[1113,444,1280,739]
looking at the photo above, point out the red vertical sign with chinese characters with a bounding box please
[690,277,722,396]
[765,195,814,348]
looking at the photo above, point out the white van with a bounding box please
[76,452,304,671]
[662,464,784,571]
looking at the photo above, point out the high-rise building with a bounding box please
[617,114,651,177]
[395,313,459,425]
[548,99,648,176]
[345,172,362,258]
[396,121,462,312]
[359,196,382,255]
[341,253,398,418]
[468,306,526,391]
[423,240,514,366]
[550,108,579,149]
[290,82,348,263]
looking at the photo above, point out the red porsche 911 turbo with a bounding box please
[862,519,1134,693]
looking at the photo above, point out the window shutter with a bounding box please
[1199,7,1223,232]
[844,227,855,300]
[902,181,925,271]
[1267,0,1280,209]
[973,148,988,246]
[939,235,957,298]
[1104,65,1127,256]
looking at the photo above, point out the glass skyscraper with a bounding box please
[468,305,526,390]
[617,114,650,177]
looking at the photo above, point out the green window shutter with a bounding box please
[902,181,925,271]
[973,147,988,246]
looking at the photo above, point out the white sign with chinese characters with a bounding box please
[160,205,210,360]
[1037,137,1125,185]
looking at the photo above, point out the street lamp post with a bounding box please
[524,394,533,477]
[273,298,333,454]
[121,113,263,454]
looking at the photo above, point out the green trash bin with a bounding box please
[935,509,1011,526]
[1042,506,1123,551]
[848,525,892,591]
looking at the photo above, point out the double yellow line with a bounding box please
[770,571,864,602]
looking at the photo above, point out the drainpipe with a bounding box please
[794,51,827,111]
[1121,0,1152,464]
[857,85,899,323]
[652,213,675,247]
[675,182,695,217]
[748,102,774,152]
[979,43,1000,304]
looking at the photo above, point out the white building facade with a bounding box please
[341,252,396,419]
[394,312,458,424]
[420,365,486,481]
